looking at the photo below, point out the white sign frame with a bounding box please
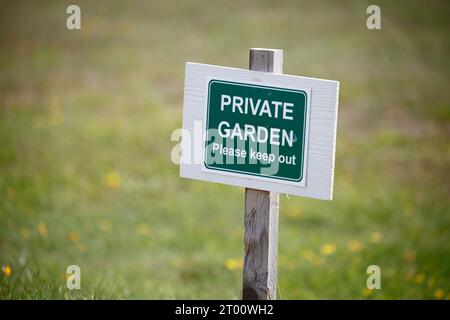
[180,62,339,200]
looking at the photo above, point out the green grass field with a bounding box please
[0,0,449,299]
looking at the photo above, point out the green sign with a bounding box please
[204,79,309,184]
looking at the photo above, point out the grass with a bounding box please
[0,0,449,299]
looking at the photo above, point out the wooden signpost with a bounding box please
[243,49,282,300]
[180,48,339,300]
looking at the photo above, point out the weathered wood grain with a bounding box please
[249,48,283,74]
[243,188,279,299]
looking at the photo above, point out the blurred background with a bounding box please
[0,0,449,299]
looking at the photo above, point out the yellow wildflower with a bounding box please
[434,289,445,299]
[320,243,337,256]
[68,231,80,243]
[225,258,242,271]
[2,265,12,277]
[38,222,48,237]
[106,171,121,189]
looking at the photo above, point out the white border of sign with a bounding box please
[180,62,339,200]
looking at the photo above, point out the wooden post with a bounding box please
[242,48,282,300]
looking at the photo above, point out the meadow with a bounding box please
[0,0,449,299]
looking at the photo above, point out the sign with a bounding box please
[180,62,339,200]
[204,79,310,186]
